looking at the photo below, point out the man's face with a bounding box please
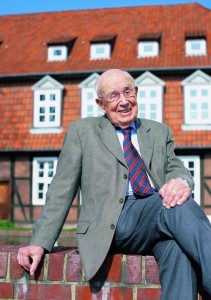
[96,71,138,129]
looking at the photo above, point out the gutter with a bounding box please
[0,65,211,80]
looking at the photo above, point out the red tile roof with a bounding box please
[0,3,211,151]
[0,3,210,76]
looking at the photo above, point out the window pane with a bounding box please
[50,94,56,101]
[139,91,146,98]
[87,92,94,100]
[201,89,208,97]
[50,107,55,113]
[40,107,45,113]
[189,161,194,168]
[96,47,105,54]
[87,105,93,113]
[191,43,200,50]
[40,94,45,101]
[48,162,54,169]
[39,116,45,122]
[144,45,153,52]
[150,112,156,120]
[38,183,44,190]
[49,115,55,122]
[39,171,44,177]
[150,90,156,98]
[201,103,208,109]
[190,90,197,97]
[48,171,54,177]
[150,103,156,110]
[53,49,62,56]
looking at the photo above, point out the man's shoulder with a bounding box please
[68,116,103,128]
[139,118,169,130]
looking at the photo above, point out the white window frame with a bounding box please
[81,87,103,118]
[182,70,211,130]
[138,41,159,58]
[32,75,64,130]
[48,45,68,61]
[90,43,111,60]
[33,89,62,128]
[79,73,104,118]
[185,39,207,56]
[184,85,211,125]
[137,86,162,122]
[135,71,165,123]
[177,155,200,205]
[32,157,58,205]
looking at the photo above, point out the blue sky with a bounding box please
[0,0,210,15]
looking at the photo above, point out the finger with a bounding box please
[30,256,41,276]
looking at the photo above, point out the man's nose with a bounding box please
[119,92,129,104]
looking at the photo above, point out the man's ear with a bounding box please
[96,98,106,113]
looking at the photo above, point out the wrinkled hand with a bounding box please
[17,245,44,276]
[159,178,191,209]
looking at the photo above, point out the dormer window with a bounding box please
[31,75,64,133]
[185,38,207,56]
[138,41,159,58]
[47,36,77,62]
[90,34,116,60]
[182,70,211,130]
[138,34,160,58]
[90,43,111,60]
[48,45,68,61]
[79,73,104,118]
[135,71,165,122]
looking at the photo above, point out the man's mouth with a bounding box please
[118,108,131,113]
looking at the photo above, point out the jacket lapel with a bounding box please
[135,118,154,171]
[97,116,127,168]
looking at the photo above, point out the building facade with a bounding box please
[0,3,211,225]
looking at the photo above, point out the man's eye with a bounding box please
[110,93,118,99]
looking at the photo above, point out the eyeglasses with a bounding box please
[101,87,136,103]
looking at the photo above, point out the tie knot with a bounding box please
[121,127,132,136]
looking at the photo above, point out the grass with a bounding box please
[0,220,31,230]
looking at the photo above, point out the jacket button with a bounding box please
[119,198,124,203]
[123,174,127,179]
[111,224,115,230]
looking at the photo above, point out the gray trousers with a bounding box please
[111,193,211,300]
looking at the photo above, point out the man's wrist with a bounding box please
[176,178,192,191]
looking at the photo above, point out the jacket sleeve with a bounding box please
[30,123,82,251]
[165,125,194,189]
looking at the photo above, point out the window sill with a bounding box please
[30,127,63,134]
[182,124,211,131]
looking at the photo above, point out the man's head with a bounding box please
[96,69,138,129]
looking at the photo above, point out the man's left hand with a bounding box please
[159,178,191,209]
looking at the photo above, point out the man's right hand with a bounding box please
[17,245,44,276]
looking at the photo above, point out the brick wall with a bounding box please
[0,245,161,300]
[0,245,204,300]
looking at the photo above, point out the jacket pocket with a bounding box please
[76,221,90,234]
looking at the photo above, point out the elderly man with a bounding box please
[18,69,211,299]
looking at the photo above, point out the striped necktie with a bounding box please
[122,128,154,196]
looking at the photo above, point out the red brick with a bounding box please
[17,283,71,300]
[0,252,8,278]
[0,282,14,298]
[137,288,161,300]
[10,251,25,279]
[66,252,82,282]
[76,286,102,300]
[48,249,68,281]
[145,256,160,284]
[91,254,122,283]
[76,286,133,300]
[125,255,142,284]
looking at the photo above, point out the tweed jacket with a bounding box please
[30,115,194,280]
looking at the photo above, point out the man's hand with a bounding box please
[17,245,44,276]
[159,178,191,209]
